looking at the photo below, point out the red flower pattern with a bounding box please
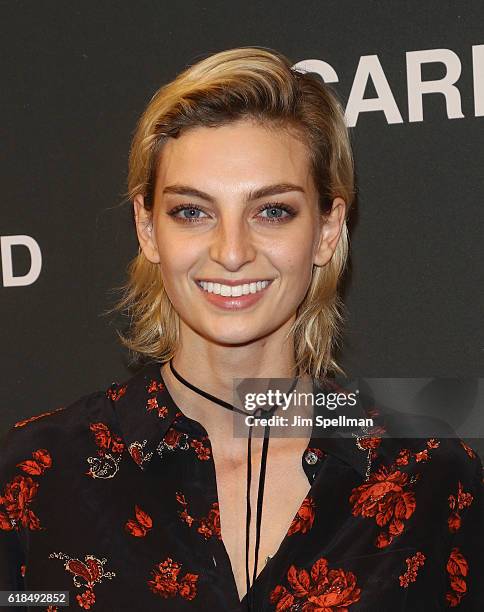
[348,439,444,547]
[0,475,41,531]
[0,449,52,531]
[76,589,96,610]
[349,465,416,548]
[49,552,115,609]
[190,437,211,461]
[86,423,125,479]
[148,557,198,601]
[356,436,382,460]
[395,439,440,468]
[1,363,481,610]
[176,492,221,540]
[16,448,52,475]
[287,496,316,536]
[147,380,165,394]
[14,406,65,428]
[395,449,411,466]
[163,427,187,449]
[399,551,426,587]
[144,379,169,417]
[89,423,125,455]
[459,440,476,459]
[445,547,468,607]
[128,440,153,467]
[125,504,153,537]
[270,557,361,611]
[157,427,211,461]
[447,482,473,533]
[414,449,429,463]
[146,396,168,418]
[106,384,127,402]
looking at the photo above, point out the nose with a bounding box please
[208,215,257,271]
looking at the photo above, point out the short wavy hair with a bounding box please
[108,46,356,381]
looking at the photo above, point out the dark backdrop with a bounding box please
[1,1,482,453]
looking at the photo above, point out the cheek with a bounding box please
[156,238,197,288]
[275,242,315,279]
[277,248,316,306]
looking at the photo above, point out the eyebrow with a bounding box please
[161,182,305,202]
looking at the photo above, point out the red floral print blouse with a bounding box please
[0,362,483,611]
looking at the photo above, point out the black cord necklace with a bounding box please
[168,358,298,611]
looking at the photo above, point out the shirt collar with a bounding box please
[109,361,375,477]
[107,361,181,471]
[309,376,377,478]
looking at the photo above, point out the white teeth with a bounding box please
[198,280,271,296]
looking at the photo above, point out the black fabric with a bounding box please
[167,359,292,612]
[0,361,483,611]
[250,424,269,612]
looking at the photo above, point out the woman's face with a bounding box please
[134,118,346,347]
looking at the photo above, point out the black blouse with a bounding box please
[0,361,483,611]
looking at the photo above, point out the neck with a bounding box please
[159,324,311,441]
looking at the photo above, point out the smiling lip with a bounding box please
[195,278,272,286]
[194,279,274,310]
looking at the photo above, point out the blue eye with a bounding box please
[167,202,297,224]
[258,203,295,222]
[168,205,208,222]
[180,208,206,220]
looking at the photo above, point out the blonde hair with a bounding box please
[108,46,355,381]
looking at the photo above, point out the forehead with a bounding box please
[154,119,314,196]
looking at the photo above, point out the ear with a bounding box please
[133,194,160,264]
[313,197,347,267]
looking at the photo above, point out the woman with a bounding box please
[0,47,482,611]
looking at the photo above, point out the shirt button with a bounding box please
[304,450,319,465]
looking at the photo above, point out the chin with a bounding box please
[198,322,277,347]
